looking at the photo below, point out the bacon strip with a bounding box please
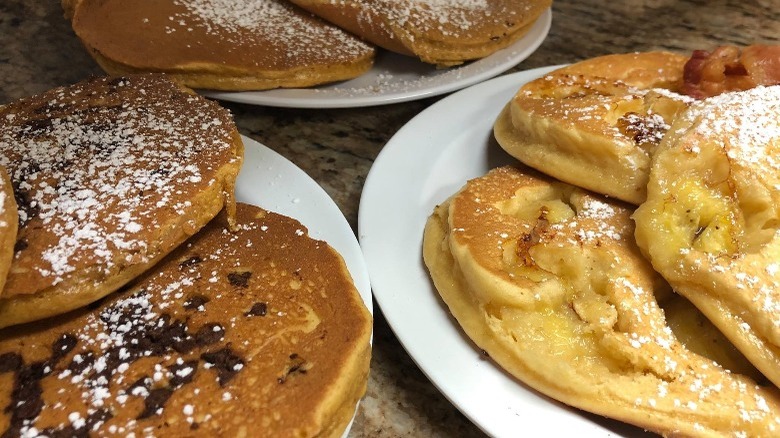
[682,45,780,99]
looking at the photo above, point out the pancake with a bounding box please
[64,0,376,91]
[494,51,692,204]
[0,202,372,437]
[634,85,780,389]
[0,167,17,295]
[0,74,243,328]
[287,0,551,67]
[662,293,763,382]
[423,165,780,435]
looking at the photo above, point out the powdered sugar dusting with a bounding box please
[325,0,525,38]
[305,40,535,98]
[454,167,780,435]
[0,75,238,290]
[167,0,372,60]
[522,74,692,148]
[0,203,369,436]
[685,85,780,169]
[547,195,624,243]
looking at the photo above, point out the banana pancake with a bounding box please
[661,293,763,382]
[494,51,692,204]
[0,203,372,437]
[0,74,242,328]
[423,165,780,435]
[63,0,375,91]
[287,0,551,67]
[634,85,780,390]
[0,167,17,295]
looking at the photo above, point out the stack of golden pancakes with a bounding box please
[0,74,243,328]
[287,0,552,67]
[63,0,376,90]
[0,75,372,437]
[634,85,780,390]
[62,0,552,89]
[424,45,780,434]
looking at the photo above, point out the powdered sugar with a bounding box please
[0,75,237,290]
[547,195,624,243]
[685,85,780,169]
[167,0,372,60]
[321,0,517,38]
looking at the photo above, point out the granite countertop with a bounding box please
[1,1,779,436]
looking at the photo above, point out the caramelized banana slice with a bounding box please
[634,85,780,389]
[424,165,780,436]
[494,52,692,204]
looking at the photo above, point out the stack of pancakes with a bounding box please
[62,0,552,90]
[62,0,376,91]
[424,46,780,435]
[287,0,552,67]
[0,74,372,437]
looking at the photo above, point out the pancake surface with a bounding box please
[634,85,780,389]
[423,165,780,435]
[287,0,551,67]
[0,203,372,437]
[0,167,17,295]
[494,51,692,204]
[64,0,376,90]
[0,74,243,328]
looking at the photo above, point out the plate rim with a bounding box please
[202,9,552,109]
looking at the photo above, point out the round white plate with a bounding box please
[235,135,373,436]
[358,68,647,437]
[203,9,551,108]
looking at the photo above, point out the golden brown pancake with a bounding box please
[661,293,763,381]
[634,85,780,390]
[0,74,242,328]
[0,203,372,437]
[287,0,551,67]
[424,165,780,435]
[64,0,376,91]
[494,51,692,204]
[0,167,17,295]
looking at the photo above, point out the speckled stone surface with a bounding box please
[1,1,779,436]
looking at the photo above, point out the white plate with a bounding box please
[358,68,648,437]
[203,9,551,108]
[236,135,372,437]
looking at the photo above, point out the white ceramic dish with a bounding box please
[236,135,372,437]
[358,67,648,437]
[203,9,551,108]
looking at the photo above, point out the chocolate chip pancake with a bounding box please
[493,51,692,204]
[634,85,780,390]
[423,165,780,435]
[0,74,242,328]
[0,202,372,437]
[63,0,376,91]
[0,167,17,295]
[287,0,551,67]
